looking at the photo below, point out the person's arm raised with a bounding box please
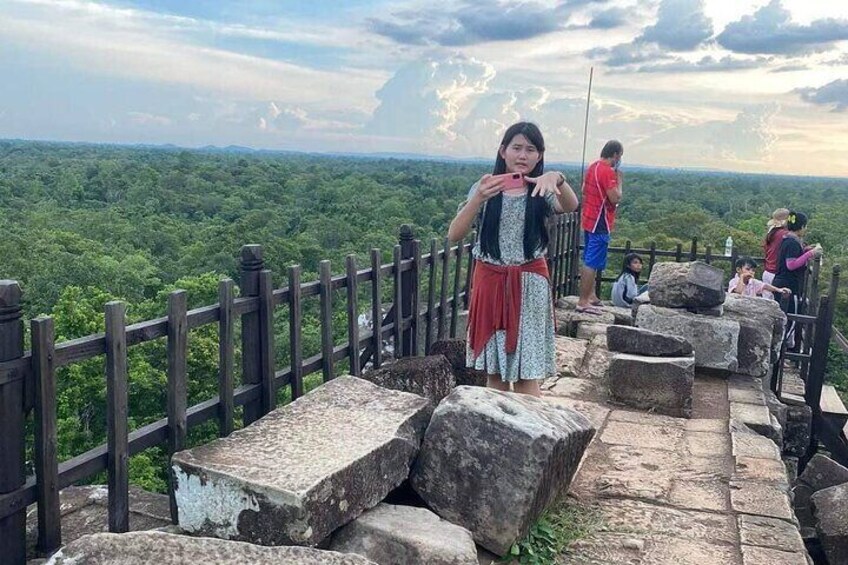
[607,170,623,204]
[447,175,503,242]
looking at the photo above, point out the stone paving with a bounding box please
[542,334,810,565]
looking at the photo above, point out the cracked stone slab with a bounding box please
[731,431,781,460]
[685,431,730,458]
[567,532,740,565]
[734,457,789,486]
[172,376,433,546]
[45,532,378,565]
[740,544,809,565]
[730,402,781,444]
[738,515,806,554]
[730,480,794,522]
[594,498,738,545]
[600,420,685,452]
[569,443,730,506]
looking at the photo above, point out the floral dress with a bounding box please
[461,185,557,382]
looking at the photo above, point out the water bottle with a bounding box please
[725,236,733,257]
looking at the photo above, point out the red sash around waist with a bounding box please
[467,257,550,359]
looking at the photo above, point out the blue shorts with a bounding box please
[583,231,611,271]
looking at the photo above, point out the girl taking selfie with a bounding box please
[448,122,578,397]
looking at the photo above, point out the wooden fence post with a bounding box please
[319,261,335,381]
[217,279,235,436]
[0,281,25,565]
[288,267,304,399]
[258,270,275,413]
[239,245,264,426]
[32,316,61,554]
[568,211,582,295]
[105,301,129,533]
[166,291,187,525]
[399,225,415,357]
[690,238,698,261]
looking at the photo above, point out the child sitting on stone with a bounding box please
[611,253,647,307]
[728,257,790,298]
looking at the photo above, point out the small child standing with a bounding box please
[611,253,646,307]
[729,257,791,298]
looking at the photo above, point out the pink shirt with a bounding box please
[728,275,766,297]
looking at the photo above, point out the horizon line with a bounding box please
[2,137,847,182]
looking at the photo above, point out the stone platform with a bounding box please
[541,330,809,564]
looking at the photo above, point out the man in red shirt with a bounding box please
[577,140,623,313]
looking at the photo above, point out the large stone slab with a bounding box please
[636,305,740,372]
[606,325,693,357]
[722,302,777,378]
[172,376,433,546]
[648,261,725,309]
[46,532,377,564]
[429,339,487,387]
[410,386,595,556]
[609,353,694,418]
[361,355,455,403]
[812,482,848,565]
[795,453,848,528]
[329,503,477,565]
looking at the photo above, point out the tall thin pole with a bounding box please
[579,67,594,188]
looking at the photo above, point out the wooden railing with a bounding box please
[0,214,839,564]
[0,221,502,564]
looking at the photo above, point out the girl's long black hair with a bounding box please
[621,252,642,282]
[478,122,550,261]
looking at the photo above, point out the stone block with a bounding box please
[556,308,615,337]
[795,453,848,529]
[738,514,806,554]
[329,503,477,565]
[575,322,609,341]
[429,339,487,387]
[609,353,694,418]
[740,544,809,565]
[554,336,589,378]
[724,294,787,362]
[606,325,693,357]
[172,376,432,546]
[647,261,725,309]
[46,532,377,564]
[410,386,594,556]
[636,305,740,372]
[361,355,455,403]
[730,402,782,447]
[730,479,793,522]
[812,482,848,565]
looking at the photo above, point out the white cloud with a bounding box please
[0,0,385,114]
[366,55,496,145]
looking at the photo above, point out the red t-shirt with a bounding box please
[581,160,619,233]
[763,227,788,273]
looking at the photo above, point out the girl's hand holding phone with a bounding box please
[472,174,505,204]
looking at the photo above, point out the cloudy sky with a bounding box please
[1,0,847,176]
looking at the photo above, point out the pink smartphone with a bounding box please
[492,172,524,190]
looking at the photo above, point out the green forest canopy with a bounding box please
[2,139,847,491]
